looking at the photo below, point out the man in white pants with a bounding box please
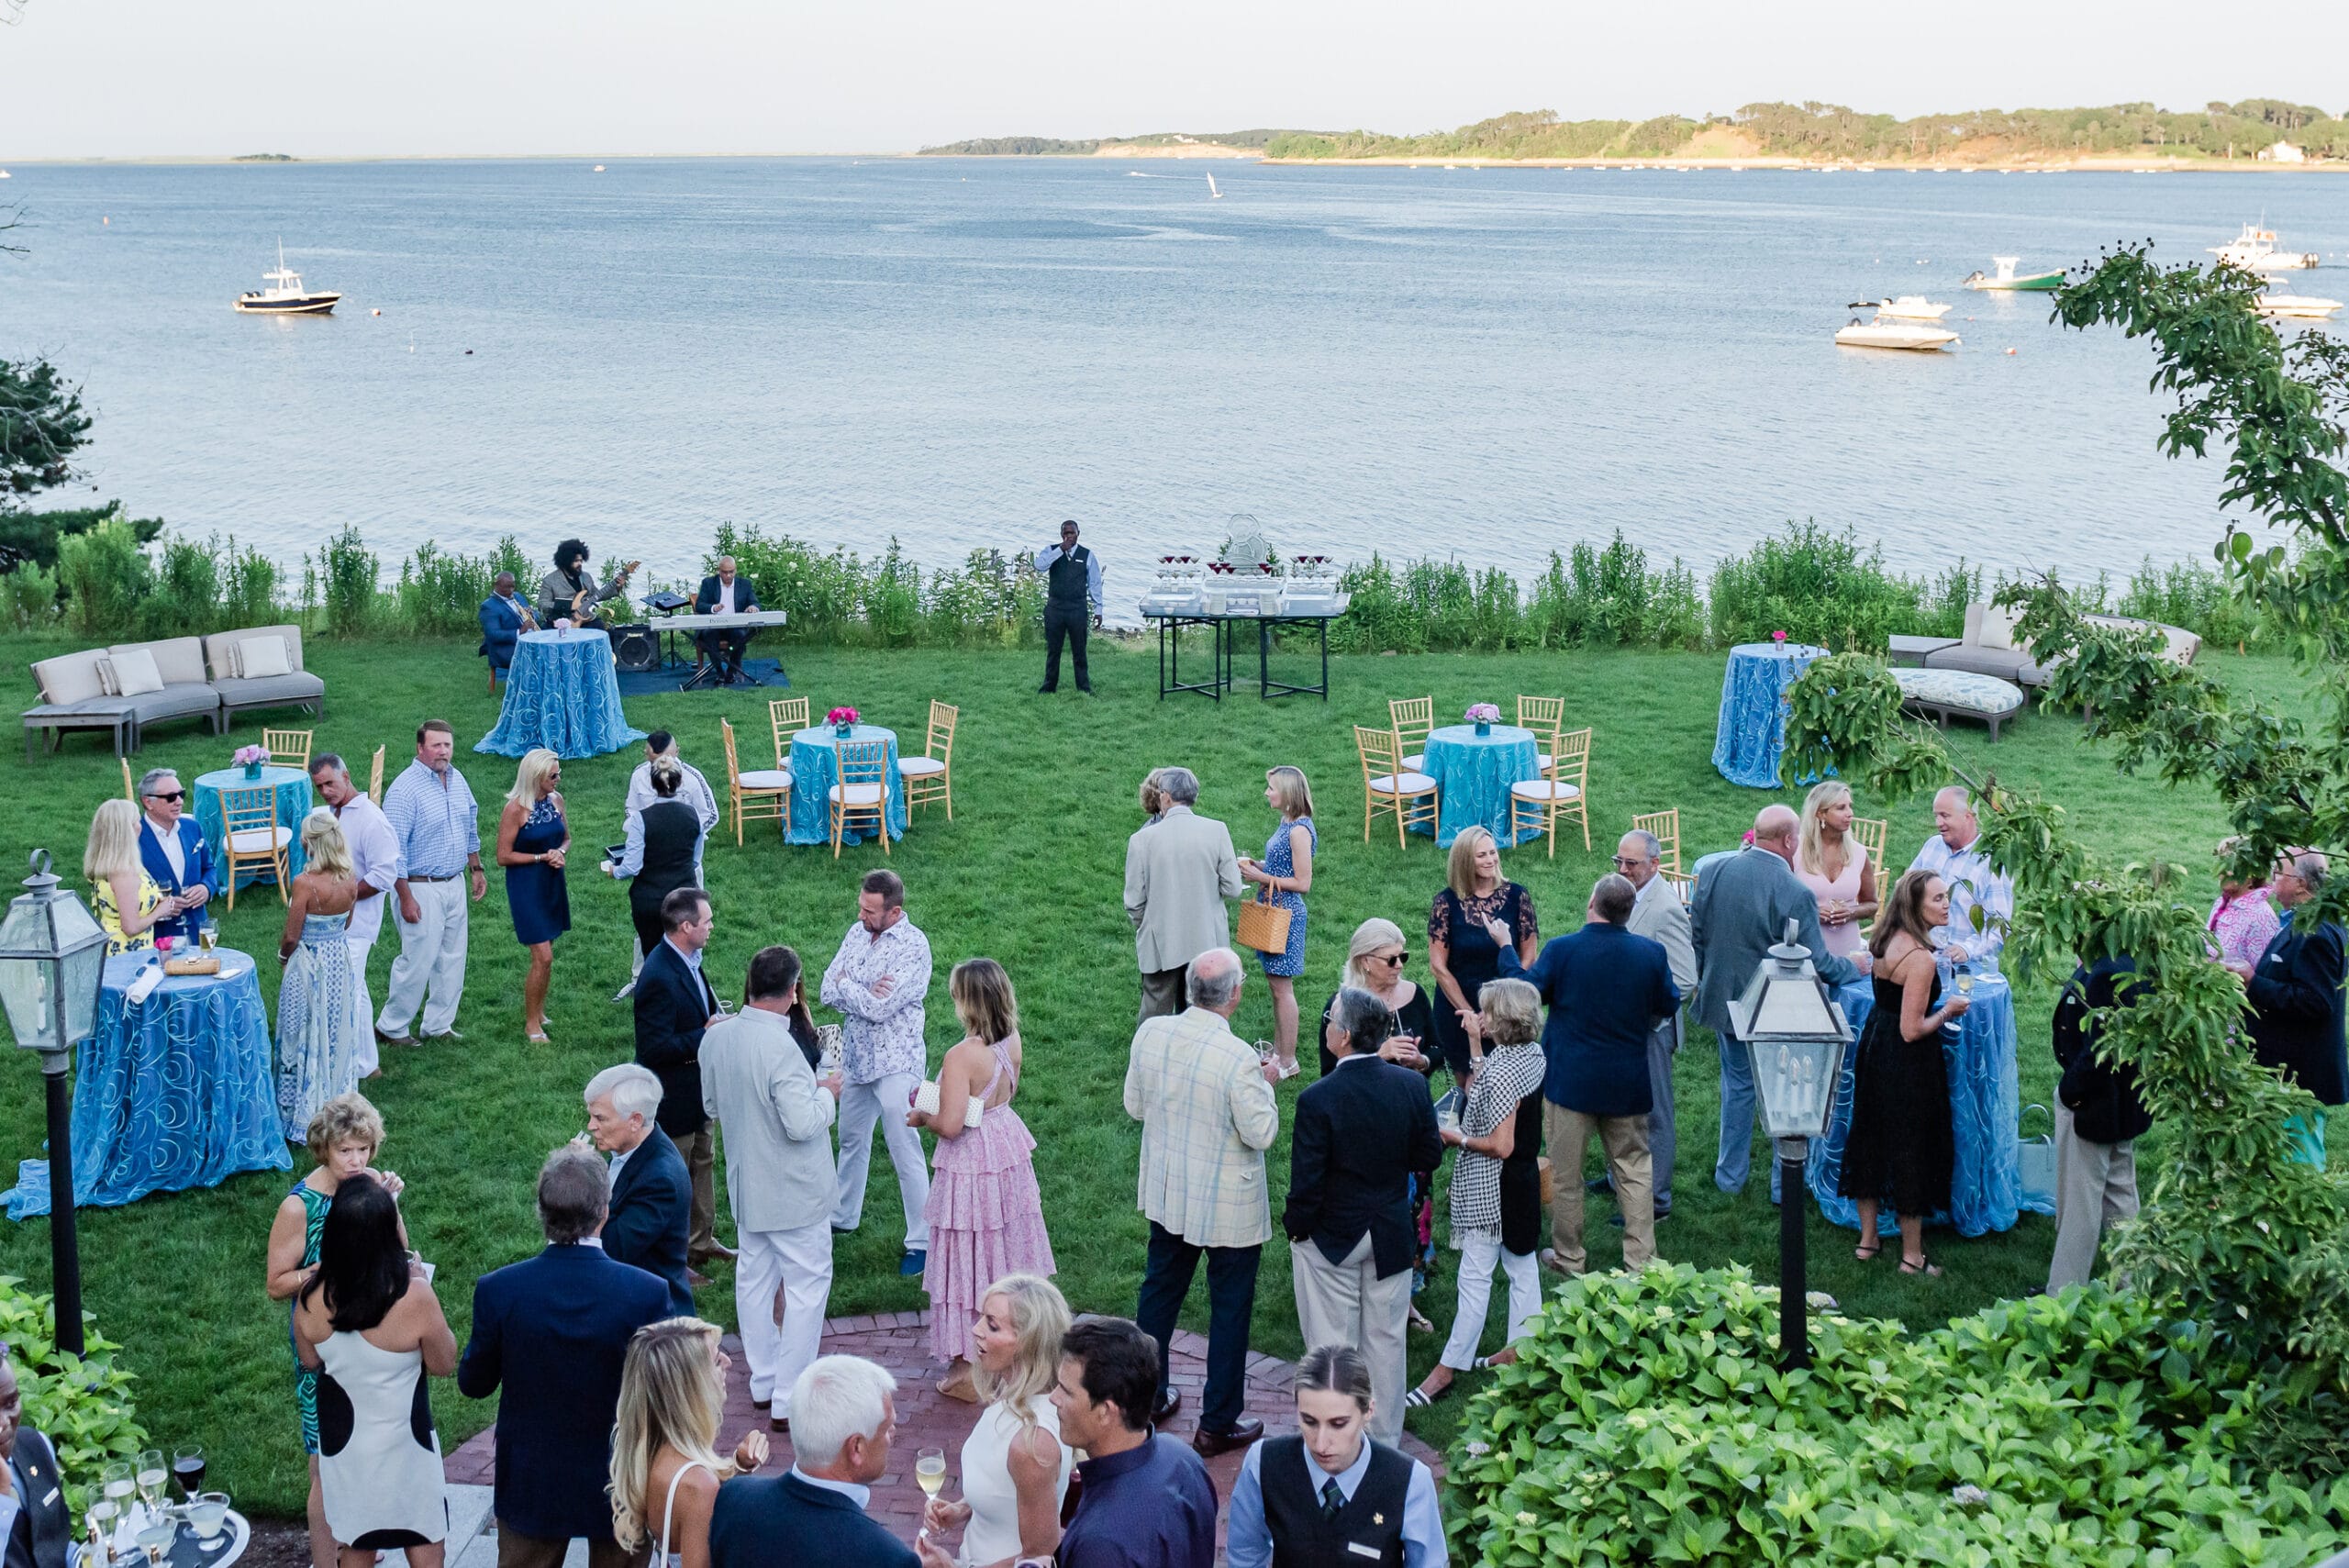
[375,720,486,1045]
[702,945,842,1427]
[311,754,399,1077]
[820,869,933,1276]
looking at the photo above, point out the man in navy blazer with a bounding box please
[587,1063,696,1317]
[133,768,218,945]
[1493,873,1680,1276]
[477,572,535,690]
[709,1355,918,1568]
[2231,850,2348,1164]
[459,1144,670,1568]
[635,888,727,1273]
[692,556,763,684]
[1282,988,1443,1446]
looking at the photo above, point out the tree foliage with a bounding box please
[0,356,92,504]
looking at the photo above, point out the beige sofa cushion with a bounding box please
[1974,603,2022,651]
[119,637,210,687]
[107,648,166,695]
[30,651,107,706]
[206,624,306,682]
[237,635,293,678]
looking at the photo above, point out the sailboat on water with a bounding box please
[1207,173,1223,199]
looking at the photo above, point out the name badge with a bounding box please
[39,1489,57,1507]
[1347,1544,1383,1560]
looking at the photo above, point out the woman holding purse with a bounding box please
[1238,765,1316,1079]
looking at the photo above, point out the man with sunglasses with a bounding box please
[134,768,218,945]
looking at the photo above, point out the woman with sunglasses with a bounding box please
[495,748,572,1043]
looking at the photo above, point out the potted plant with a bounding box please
[1464,702,1500,738]
[827,706,859,739]
[232,743,268,780]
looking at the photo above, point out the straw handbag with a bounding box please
[1236,884,1293,955]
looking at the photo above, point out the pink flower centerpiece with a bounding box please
[1465,702,1500,736]
[827,706,859,738]
[232,742,269,779]
[1771,629,1789,645]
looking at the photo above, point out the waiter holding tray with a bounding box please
[1034,517,1102,695]
[692,555,762,685]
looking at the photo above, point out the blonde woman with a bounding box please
[1426,826,1540,1083]
[495,748,570,1042]
[1314,919,1437,1077]
[1137,768,1169,827]
[1237,765,1317,1076]
[609,1318,768,1568]
[279,809,361,1145]
[1796,782,1876,959]
[913,960,1055,1402]
[919,1275,1073,1568]
[84,797,173,953]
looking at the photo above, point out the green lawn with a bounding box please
[0,632,2308,1516]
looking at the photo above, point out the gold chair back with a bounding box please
[1633,806,1689,901]
[1388,696,1435,763]
[122,757,135,802]
[368,746,384,805]
[900,700,958,819]
[1509,727,1592,856]
[262,728,313,770]
[722,717,790,846]
[219,783,290,910]
[1852,816,1890,907]
[1354,725,1438,848]
[829,737,892,858]
[769,696,811,767]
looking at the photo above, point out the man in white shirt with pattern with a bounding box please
[1908,786,2014,971]
[312,753,401,1077]
[376,719,487,1046]
[820,869,933,1276]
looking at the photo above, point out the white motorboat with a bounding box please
[1872,295,1954,320]
[2211,224,2318,272]
[233,240,340,315]
[1964,256,2065,291]
[2255,291,2343,319]
[1835,314,1960,351]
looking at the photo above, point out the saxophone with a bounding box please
[570,560,641,623]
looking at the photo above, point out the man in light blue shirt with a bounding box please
[1908,785,2014,971]
[1224,1345,1444,1568]
[375,719,485,1045]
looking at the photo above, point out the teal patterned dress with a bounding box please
[291,1179,331,1454]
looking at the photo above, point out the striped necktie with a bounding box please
[1320,1478,1345,1520]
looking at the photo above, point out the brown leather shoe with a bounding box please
[1191,1418,1263,1459]
[686,1268,714,1289]
[703,1240,739,1262]
[770,1416,790,1434]
[1151,1389,1183,1427]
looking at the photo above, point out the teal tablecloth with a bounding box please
[1712,642,1828,789]
[193,765,311,889]
[477,628,647,760]
[785,726,907,846]
[1415,724,1544,849]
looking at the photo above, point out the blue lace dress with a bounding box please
[506,795,572,947]
[1256,817,1315,978]
[277,911,357,1143]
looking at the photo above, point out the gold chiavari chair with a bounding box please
[1517,695,1566,772]
[896,700,958,820]
[1632,807,1689,900]
[262,727,313,770]
[1355,726,1438,847]
[1388,696,1435,773]
[829,737,891,858]
[220,784,292,910]
[722,717,792,845]
[1509,727,1592,856]
[768,696,811,769]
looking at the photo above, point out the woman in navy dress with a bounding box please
[1426,826,1541,1086]
[1239,766,1316,1079]
[495,748,571,1043]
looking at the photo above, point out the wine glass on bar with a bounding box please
[173,1447,206,1502]
[136,1450,169,1516]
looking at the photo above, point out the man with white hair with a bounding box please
[1909,785,2015,970]
[2232,849,2348,1167]
[707,1355,917,1568]
[585,1062,695,1318]
[1123,767,1244,1023]
[1126,947,1284,1457]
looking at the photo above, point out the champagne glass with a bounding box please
[89,1496,119,1553]
[103,1462,137,1518]
[189,1493,230,1551]
[915,1448,947,1498]
[173,1446,206,1501]
[136,1450,168,1514]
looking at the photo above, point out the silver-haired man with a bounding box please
[707,1355,917,1568]
[584,1063,695,1318]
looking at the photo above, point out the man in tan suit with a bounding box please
[1124,948,1282,1457]
[1123,767,1243,1022]
[1608,828,1700,1220]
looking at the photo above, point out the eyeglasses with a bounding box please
[1612,855,1649,869]
[1375,951,1409,966]
[145,790,184,803]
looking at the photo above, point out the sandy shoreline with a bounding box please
[4,150,2342,172]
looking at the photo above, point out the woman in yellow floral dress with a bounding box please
[84,798,176,953]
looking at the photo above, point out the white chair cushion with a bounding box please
[1974,602,2022,652]
[829,784,885,806]
[107,648,166,696]
[1369,772,1436,795]
[32,651,107,706]
[896,757,947,777]
[228,825,291,852]
[1510,780,1582,802]
[237,635,294,679]
[739,769,793,791]
[1535,752,1554,770]
[1400,753,1427,773]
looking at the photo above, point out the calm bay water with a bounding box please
[2,156,2341,597]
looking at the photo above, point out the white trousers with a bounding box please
[831,1071,930,1249]
[735,1219,834,1407]
[347,936,378,1077]
[376,878,468,1038]
[1291,1233,1411,1448]
[1439,1229,1541,1372]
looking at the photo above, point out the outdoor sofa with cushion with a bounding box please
[203,624,326,724]
[1922,602,2201,689]
[22,623,327,757]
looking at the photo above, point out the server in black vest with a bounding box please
[1223,1345,1445,1568]
[0,1351,72,1568]
[610,757,705,961]
[1033,518,1103,694]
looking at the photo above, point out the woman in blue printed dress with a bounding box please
[1239,766,1316,1078]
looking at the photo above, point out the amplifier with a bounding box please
[613,624,661,672]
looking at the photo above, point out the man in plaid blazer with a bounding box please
[1124,948,1283,1458]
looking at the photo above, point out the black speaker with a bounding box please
[613,624,659,672]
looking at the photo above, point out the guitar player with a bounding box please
[536,538,640,630]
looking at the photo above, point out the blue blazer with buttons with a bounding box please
[1498,920,1681,1118]
[136,817,219,945]
[709,1471,919,1568]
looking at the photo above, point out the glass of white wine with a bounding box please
[136,1450,170,1515]
[1955,966,1976,998]
[915,1447,948,1499]
[188,1493,230,1551]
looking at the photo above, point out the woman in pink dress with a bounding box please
[1795,782,1877,958]
[914,957,1056,1402]
[2208,836,2282,970]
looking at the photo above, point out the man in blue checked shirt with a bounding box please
[375,719,487,1046]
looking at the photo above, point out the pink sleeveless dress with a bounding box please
[925,1038,1057,1361]
[1797,852,1867,959]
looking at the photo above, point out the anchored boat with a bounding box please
[2210,224,2319,273]
[1835,313,1960,351]
[1964,256,2065,292]
[233,241,340,315]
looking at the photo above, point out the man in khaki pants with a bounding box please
[1487,874,1681,1273]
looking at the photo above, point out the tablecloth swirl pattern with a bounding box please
[475,628,647,760]
[1415,723,1544,849]
[193,765,312,890]
[1712,642,1829,789]
[785,726,908,846]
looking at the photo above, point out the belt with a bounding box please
[407,872,462,883]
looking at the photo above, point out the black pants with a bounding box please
[1042,600,1090,690]
[1135,1221,1260,1432]
[696,629,751,673]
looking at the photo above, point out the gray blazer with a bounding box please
[1628,874,1698,1051]
[1689,846,1858,1036]
[700,1006,838,1234]
[1123,805,1244,974]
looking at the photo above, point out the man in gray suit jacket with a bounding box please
[1690,806,1867,1196]
[1123,768,1244,1022]
[701,946,842,1427]
[1590,828,1701,1218]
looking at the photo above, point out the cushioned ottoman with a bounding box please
[1892,668,2025,741]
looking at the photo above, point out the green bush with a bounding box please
[0,1276,147,1515]
[53,517,151,638]
[2119,554,2261,647]
[321,527,378,638]
[3,562,58,631]
[1708,519,1972,650]
[393,539,511,638]
[0,504,161,573]
[864,539,922,646]
[142,536,222,637]
[224,537,281,628]
[1448,1264,2349,1568]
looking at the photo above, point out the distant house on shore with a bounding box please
[2257,140,2307,163]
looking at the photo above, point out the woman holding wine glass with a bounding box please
[607,1318,769,1568]
[1795,782,1877,959]
[916,1274,1072,1568]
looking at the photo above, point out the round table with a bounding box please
[192,766,312,890]
[3,951,291,1220]
[785,725,908,847]
[1804,973,2053,1236]
[476,628,647,760]
[104,1504,250,1568]
[1711,641,1830,789]
[1413,724,1545,848]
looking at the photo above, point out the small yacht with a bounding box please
[2211,224,2318,272]
[1836,313,1960,351]
[2254,291,2343,319]
[233,240,340,315]
[1871,295,1954,320]
[1964,256,2065,292]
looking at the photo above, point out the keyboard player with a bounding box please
[692,556,762,684]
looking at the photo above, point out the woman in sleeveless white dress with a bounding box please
[609,1318,770,1568]
[1795,782,1876,959]
[922,1276,1074,1567]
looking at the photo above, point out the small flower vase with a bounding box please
[834,722,852,739]
[242,761,264,780]
[1474,721,1490,738]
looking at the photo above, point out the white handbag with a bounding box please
[915,1078,984,1129]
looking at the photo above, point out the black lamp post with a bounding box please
[1728,918,1854,1370]
[0,851,111,1356]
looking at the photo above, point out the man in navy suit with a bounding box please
[635,887,729,1276]
[709,1355,918,1568]
[477,572,536,692]
[458,1144,670,1568]
[586,1063,695,1318]
[1493,873,1681,1276]
[0,1351,72,1568]
[692,556,762,684]
[134,767,218,945]
[2230,850,2348,1168]
[1283,987,1443,1447]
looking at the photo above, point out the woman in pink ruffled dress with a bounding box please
[912,957,1057,1402]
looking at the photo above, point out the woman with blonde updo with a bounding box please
[608,1318,768,1568]
[278,808,361,1144]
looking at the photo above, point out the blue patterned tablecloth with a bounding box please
[1806,973,2052,1236]
[785,726,907,847]
[1413,724,1545,848]
[193,766,311,890]
[476,629,647,760]
[1712,642,1829,789]
[6,950,292,1219]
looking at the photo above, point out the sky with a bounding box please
[4,0,2346,160]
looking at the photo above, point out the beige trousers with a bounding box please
[1290,1233,1412,1448]
[1545,1103,1656,1273]
[2044,1102,2138,1292]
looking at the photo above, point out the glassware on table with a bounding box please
[188,1494,230,1551]
[1954,966,1976,998]
[136,1451,169,1513]
[172,1447,206,1501]
[134,1515,176,1568]
[102,1462,137,1510]
[197,920,217,956]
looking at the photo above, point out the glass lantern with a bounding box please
[1726,919,1854,1142]
[0,851,110,1056]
